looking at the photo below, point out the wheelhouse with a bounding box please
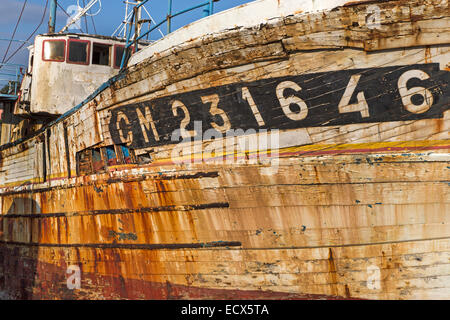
[15,34,132,117]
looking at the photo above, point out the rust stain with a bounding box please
[327,248,339,297]
[345,284,351,298]
[424,46,432,63]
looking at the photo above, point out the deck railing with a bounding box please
[120,0,219,69]
[0,63,25,100]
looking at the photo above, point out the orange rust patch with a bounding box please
[327,248,339,297]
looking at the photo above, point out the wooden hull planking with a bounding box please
[0,0,449,299]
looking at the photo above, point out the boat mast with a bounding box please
[136,0,143,39]
[125,0,143,39]
[48,0,57,33]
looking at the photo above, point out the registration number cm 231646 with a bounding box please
[109,63,448,149]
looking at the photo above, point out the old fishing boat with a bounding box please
[0,0,448,300]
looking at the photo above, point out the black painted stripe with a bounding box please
[0,171,220,196]
[106,171,219,184]
[0,240,242,250]
[108,64,449,150]
[1,202,230,219]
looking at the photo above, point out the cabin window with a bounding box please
[77,149,93,175]
[114,45,125,68]
[42,40,65,62]
[67,39,90,65]
[106,146,119,166]
[106,145,135,165]
[76,145,138,176]
[92,148,105,172]
[120,145,133,164]
[92,43,111,66]
[114,45,134,69]
[137,152,153,165]
[76,148,106,175]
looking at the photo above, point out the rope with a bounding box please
[90,13,97,34]
[3,0,49,65]
[1,0,28,64]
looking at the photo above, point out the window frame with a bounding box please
[76,149,93,176]
[113,44,134,69]
[76,145,138,176]
[105,145,120,166]
[119,145,135,164]
[42,39,66,62]
[91,148,105,172]
[67,39,91,66]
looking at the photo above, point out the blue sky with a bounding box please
[0,0,252,68]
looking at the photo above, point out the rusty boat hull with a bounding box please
[0,0,449,300]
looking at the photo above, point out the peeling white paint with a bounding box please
[128,0,370,66]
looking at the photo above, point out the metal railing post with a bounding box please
[203,4,209,16]
[15,67,19,95]
[120,0,220,62]
[167,0,173,34]
[203,0,214,17]
[120,11,136,70]
[134,6,139,51]
[209,0,214,15]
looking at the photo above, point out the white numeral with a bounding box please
[201,94,231,133]
[338,74,370,118]
[242,87,265,127]
[276,81,308,121]
[398,69,434,114]
[172,100,195,139]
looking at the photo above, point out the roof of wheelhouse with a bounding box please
[37,33,130,42]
